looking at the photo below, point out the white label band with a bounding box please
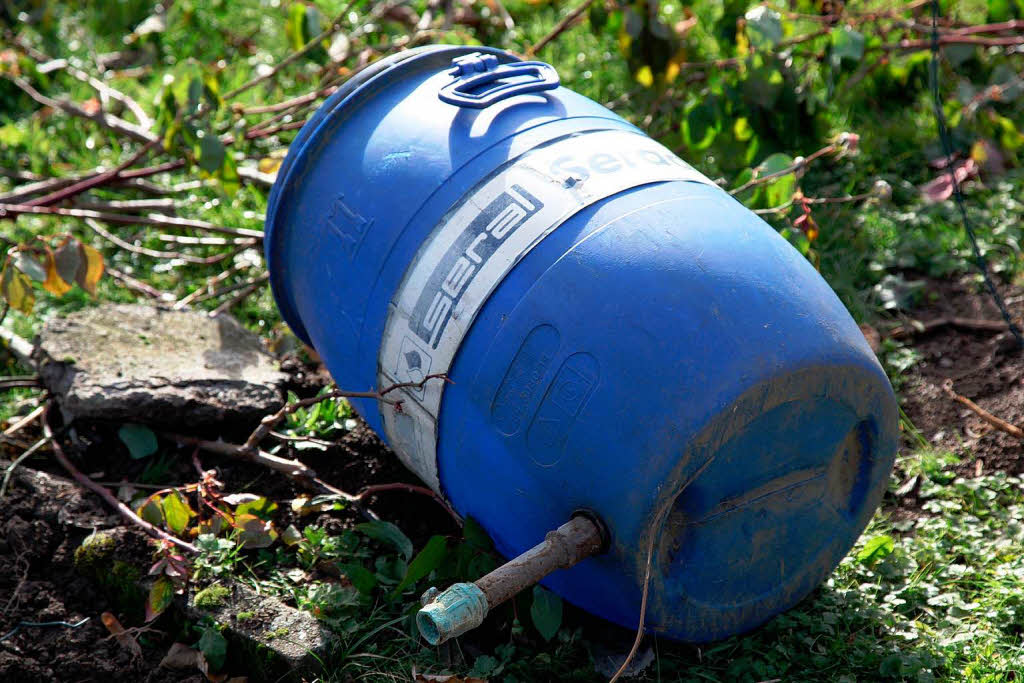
[377,128,715,492]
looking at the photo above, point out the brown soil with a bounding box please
[0,465,182,682]
[892,274,1024,479]
[2,277,1021,680]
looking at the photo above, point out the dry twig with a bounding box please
[527,0,594,56]
[941,379,1023,440]
[105,266,176,302]
[84,218,249,265]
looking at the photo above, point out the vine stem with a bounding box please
[241,373,451,453]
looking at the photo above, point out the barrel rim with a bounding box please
[263,44,521,345]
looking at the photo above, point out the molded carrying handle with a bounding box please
[439,53,560,109]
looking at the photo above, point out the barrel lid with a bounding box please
[264,45,519,345]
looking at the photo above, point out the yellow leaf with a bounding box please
[77,244,104,296]
[665,49,685,85]
[40,246,73,297]
[1,262,35,314]
[736,25,750,57]
[618,32,631,55]
[258,156,283,175]
[970,140,988,164]
[634,65,654,88]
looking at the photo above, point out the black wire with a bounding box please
[928,0,1024,349]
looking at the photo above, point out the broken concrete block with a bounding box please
[186,581,339,681]
[36,304,285,427]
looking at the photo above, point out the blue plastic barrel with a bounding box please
[265,45,897,642]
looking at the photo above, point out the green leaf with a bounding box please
[831,26,865,64]
[285,3,308,52]
[197,133,226,174]
[146,575,175,621]
[118,424,158,459]
[356,521,413,561]
[161,491,194,535]
[744,6,782,48]
[588,1,609,31]
[530,586,563,642]
[392,535,448,597]
[857,534,895,565]
[0,123,25,147]
[463,516,493,552]
[138,496,165,526]
[337,562,377,595]
[733,116,753,142]
[681,103,720,150]
[186,78,202,110]
[198,627,227,672]
[759,153,796,208]
[202,72,223,112]
[235,496,278,521]
[218,151,240,196]
[470,654,501,678]
[731,167,762,207]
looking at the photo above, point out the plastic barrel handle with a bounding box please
[438,52,560,109]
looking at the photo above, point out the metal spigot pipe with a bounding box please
[417,514,606,645]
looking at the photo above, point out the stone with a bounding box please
[186,581,339,681]
[36,304,285,427]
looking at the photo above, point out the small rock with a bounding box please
[36,304,286,428]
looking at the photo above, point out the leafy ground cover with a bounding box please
[2,0,1024,681]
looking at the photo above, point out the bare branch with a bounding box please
[24,138,162,208]
[730,142,842,196]
[173,264,250,310]
[208,276,269,317]
[527,0,594,57]
[7,34,153,129]
[74,198,177,214]
[83,218,253,266]
[165,433,315,480]
[185,273,266,306]
[105,266,175,302]
[0,203,263,240]
[0,326,35,368]
[3,74,157,144]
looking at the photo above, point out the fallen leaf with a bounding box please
[160,642,200,669]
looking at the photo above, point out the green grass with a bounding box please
[3,0,1024,680]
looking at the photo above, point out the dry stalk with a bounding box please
[942,379,1023,440]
